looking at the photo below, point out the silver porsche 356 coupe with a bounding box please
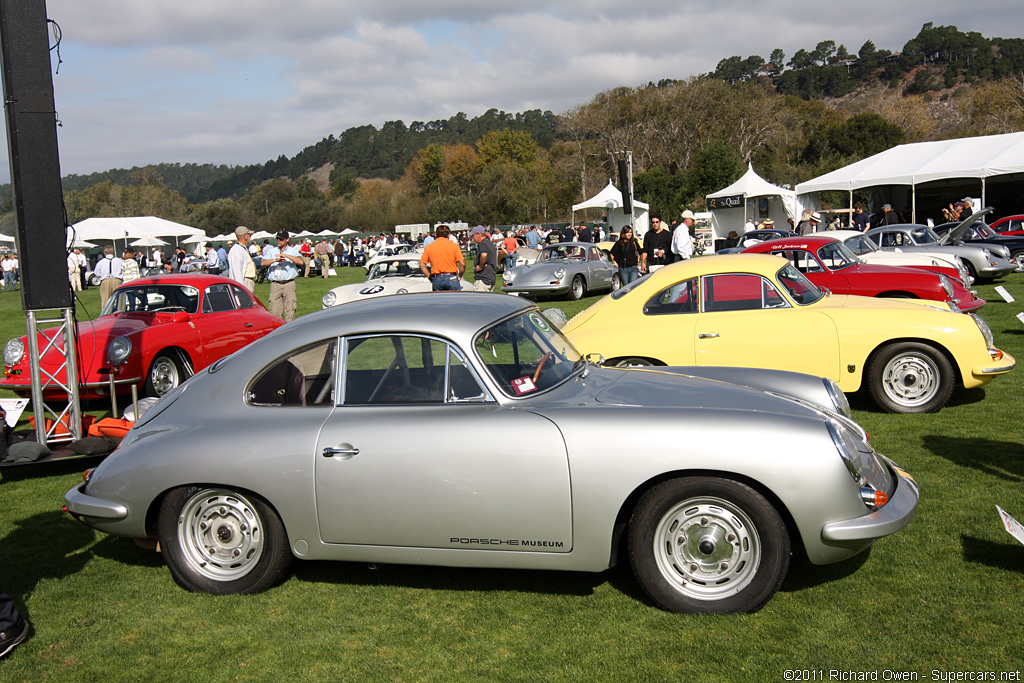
[64,294,918,614]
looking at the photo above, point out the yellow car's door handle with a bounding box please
[698,333,720,339]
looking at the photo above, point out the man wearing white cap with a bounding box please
[671,210,695,261]
[797,211,821,235]
[229,226,257,292]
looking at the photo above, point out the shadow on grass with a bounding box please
[922,434,1024,481]
[89,535,165,568]
[961,534,1024,572]
[848,386,988,412]
[292,559,611,598]
[780,546,871,594]
[0,510,97,624]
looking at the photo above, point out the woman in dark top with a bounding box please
[609,226,642,284]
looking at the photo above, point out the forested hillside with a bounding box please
[2,22,1023,236]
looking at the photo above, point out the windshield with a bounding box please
[474,311,582,396]
[973,223,997,238]
[776,264,825,305]
[368,259,423,279]
[101,284,200,316]
[817,241,860,269]
[911,227,941,244]
[843,234,878,255]
[538,245,586,262]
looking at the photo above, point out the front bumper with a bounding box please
[821,457,920,542]
[64,482,129,526]
[973,349,1016,378]
[501,282,569,295]
[980,264,1017,277]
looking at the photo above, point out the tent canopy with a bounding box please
[796,132,1024,194]
[705,165,797,239]
[572,181,651,236]
[71,216,204,242]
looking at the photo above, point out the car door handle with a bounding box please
[698,333,720,339]
[322,446,359,458]
[244,322,253,328]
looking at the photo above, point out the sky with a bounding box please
[2,1,1024,186]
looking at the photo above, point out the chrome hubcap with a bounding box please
[881,353,939,407]
[150,357,179,395]
[177,489,264,581]
[652,496,760,601]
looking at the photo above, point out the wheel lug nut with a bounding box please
[232,549,241,558]
[199,522,207,530]
[700,517,709,526]
[689,563,698,572]
[218,507,227,515]
[726,534,736,542]
[720,562,729,571]
[239,524,248,532]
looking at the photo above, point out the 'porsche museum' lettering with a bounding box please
[450,537,565,548]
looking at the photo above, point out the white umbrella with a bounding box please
[316,229,339,237]
[339,228,357,235]
[294,230,314,237]
[251,231,274,240]
[67,238,98,249]
[0,233,14,243]
[181,234,208,244]
[130,235,169,247]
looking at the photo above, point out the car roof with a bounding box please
[281,292,536,339]
[641,254,788,285]
[744,235,840,250]
[123,273,243,288]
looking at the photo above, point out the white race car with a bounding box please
[322,253,473,308]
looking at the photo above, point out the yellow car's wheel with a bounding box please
[867,341,954,413]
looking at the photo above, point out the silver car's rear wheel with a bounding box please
[610,274,622,292]
[629,477,789,614]
[159,486,292,594]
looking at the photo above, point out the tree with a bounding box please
[476,129,540,166]
[683,141,743,206]
[814,40,836,66]
[769,48,786,70]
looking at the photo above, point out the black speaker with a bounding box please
[1,0,72,310]
[617,159,632,215]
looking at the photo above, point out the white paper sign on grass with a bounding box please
[993,285,1015,303]
[996,506,1024,546]
[0,398,29,427]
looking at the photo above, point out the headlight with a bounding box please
[107,337,132,365]
[503,270,515,284]
[553,268,566,280]
[322,291,337,308]
[3,338,25,366]
[827,421,863,481]
[938,274,954,298]
[822,378,851,417]
[396,288,409,295]
[969,312,994,348]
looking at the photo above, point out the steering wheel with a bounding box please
[532,352,554,383]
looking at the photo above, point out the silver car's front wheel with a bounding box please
[629,477,789,614]
[158,486,292,595]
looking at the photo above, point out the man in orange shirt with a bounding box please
[502,233,519,271]
[418,225,466,291]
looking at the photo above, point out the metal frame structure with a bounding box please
[25,308,82,444]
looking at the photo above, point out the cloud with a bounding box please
[1,1,1022,184]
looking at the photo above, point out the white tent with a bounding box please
[70,216,205,251]
[571,181,651,237]
[706,164,797,240]
[795,132,1024,222]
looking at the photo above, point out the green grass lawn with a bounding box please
[1,265,1023,681]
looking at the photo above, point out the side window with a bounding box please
[202,284,237,313]
[771,249,821,273]
[231,285,255,310]
[343,335,486,405]
[248,339,338,407]
[703,274,786,312]
[644,279,699,315]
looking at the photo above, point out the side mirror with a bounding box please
[171,311,190,323]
